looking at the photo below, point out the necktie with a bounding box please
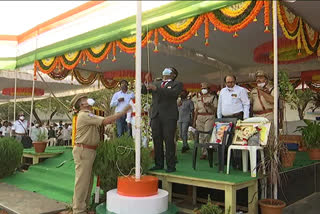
[161,81,166,88]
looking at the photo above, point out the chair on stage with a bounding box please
[192,118,238,172]
[226,117,271,177]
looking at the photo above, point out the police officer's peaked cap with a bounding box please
[70,94,87,107]
[201,82,209,89]
[255,70,269,79]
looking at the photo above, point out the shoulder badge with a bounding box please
[88,113,95,118]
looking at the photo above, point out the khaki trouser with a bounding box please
[196,115,214,155]
[254,112,273,122]
[72,146,96,214]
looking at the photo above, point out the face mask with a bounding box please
[201,89,208,95]
[257,82,266,88]
[87,98,95,106]
[162,68,172,76]
[35,124,39,128]
[19,116,24,120]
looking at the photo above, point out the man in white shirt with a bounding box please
[217,75,250,120]
[12,112,29,142]
[110,80,134,137]
[1,121,11,137]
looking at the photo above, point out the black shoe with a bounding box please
[181,146,190,153]
[166,168,176,173]
[149,165,164,171]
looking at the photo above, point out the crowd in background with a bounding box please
[0,118,72,146]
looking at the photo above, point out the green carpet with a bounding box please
[1,146,79,204]
[282,151,319,172]
[152,141,255,183]
[151,141,320,183]
[1,143,318,206]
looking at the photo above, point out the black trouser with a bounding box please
[151,116,177,170]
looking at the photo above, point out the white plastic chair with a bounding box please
[226,117,270,177]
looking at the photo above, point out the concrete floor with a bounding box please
[0,182,67,214]
[283,192,320,214]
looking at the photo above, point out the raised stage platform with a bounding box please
[148,143,320,214]
[0,144,319,214]
[22,146,64,165]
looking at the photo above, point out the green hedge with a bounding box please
[93,135,152,193]
[0,137,23,178]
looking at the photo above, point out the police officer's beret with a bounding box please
[70,94,87,107]
[201,82,209,88]
[255,70,269,79]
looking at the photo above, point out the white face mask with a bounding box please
[257,82,266,88]
[19,116,25,120]
[35,124,39,128]
[87,98,95,106]
[201,89,208,95]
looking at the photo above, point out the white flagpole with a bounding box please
[135,0,142,180]
[273,0,279,199]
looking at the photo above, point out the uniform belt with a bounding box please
[75,143,98,150]
[197,112,213,116]
[254,109,273,115]
[131,112,148,117]
[15,133,26,136]
[223,111,243,117]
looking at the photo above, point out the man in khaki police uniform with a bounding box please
[193,82,217,159]
[71,94,131,214]
[250,70,274,121]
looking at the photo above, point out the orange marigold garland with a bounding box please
[112,42,117,62]
[154,29,159,53]
[60,51,83,70]
[206,0,264,34]
[84,42,112,63]
[36,57,59,74]
[264,0,270,33]
[117,31,154,54]
[158,15,204,44]
[204,16,210,46]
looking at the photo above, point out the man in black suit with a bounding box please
[142,67,183,173]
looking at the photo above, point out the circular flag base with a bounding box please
[107,188,168,214]
[117,175,158,197]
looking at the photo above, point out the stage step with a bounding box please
[0,183,67,214]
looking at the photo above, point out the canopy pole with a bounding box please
[30,30,39,136]
[272,0,279,199]
[13,69,17,122]
[135,0,142,180]
[29,75,35,137]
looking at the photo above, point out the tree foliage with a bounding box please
[0,137,23,178]
[279,70,315,120]
[93,135,152,193]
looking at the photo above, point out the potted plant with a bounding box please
[296,120,320,160]
[258,131,287,214]
[193,195,224,214]
[33,130,48,153]
[281,150,296,168]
